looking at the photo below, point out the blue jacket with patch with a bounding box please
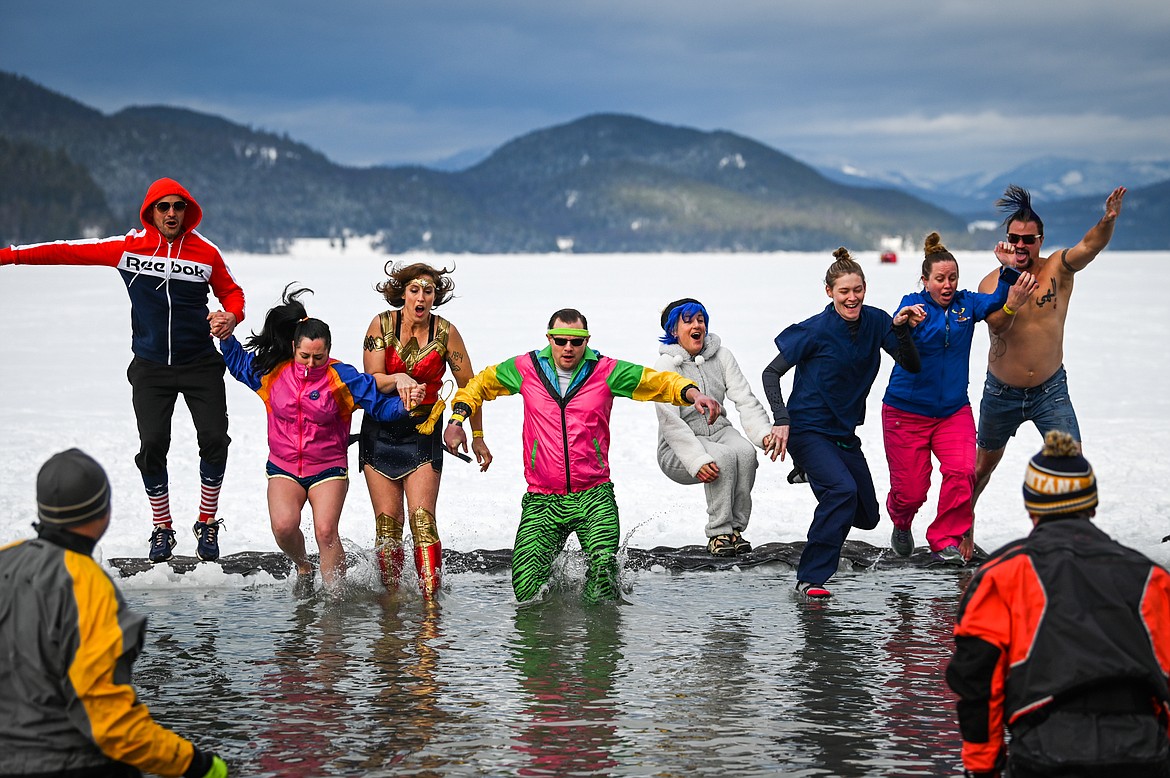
[883,273,1013,418]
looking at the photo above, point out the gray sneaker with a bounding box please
[931,545,966,566]
[890,527,915,557]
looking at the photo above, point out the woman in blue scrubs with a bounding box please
[762,247,924,599]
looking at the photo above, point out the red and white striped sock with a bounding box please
[197,479,222,524]
[148,488,172,529]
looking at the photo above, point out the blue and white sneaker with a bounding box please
[193,519,224,562]
[148,526,176,563]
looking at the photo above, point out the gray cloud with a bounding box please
[4,0,1168,179]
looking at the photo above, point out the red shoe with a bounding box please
[796,581,831,600]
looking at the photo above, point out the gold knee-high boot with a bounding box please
[409,506,442,599]
[375,512,405,590]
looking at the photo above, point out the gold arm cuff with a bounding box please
[364,335,386,352]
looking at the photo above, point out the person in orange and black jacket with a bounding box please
[0,179,246,565]
[946,430,1170,778]
[0,449,228,778]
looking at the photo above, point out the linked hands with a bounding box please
[764,424,789,462]
[687,388,722,423]
[893,304,926,327]
[391,373,427,409]
[207,311,237,339]
[696,462,720,483]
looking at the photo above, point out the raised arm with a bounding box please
[1,236,124,271]
[1062,186,1126,272]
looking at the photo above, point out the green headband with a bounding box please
[547,327,590,337]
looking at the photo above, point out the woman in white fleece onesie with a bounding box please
[654,298,774,557]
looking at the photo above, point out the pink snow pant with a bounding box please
[882,403,976,552]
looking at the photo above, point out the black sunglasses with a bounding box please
[155,201,187,213]
[1006,232,1041,245]
[552,337,585,347]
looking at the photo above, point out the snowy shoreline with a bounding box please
[3,242,1167,576]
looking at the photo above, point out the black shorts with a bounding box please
[357,408,442,480]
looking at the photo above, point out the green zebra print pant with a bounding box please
[514,481,621,603]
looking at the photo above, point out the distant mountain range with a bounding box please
[818,157,1170,222]
[2,71,1166,252]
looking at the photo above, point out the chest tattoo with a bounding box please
[1036,279,1058,309]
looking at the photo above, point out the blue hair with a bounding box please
[659,302,710,344]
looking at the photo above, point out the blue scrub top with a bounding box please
[775,304,901,438]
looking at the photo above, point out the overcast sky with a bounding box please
[5,1,1168,182]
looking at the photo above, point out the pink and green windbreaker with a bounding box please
[453,346,697,494]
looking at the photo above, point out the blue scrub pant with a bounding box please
[789,429,880,586]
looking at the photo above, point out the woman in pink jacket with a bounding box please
[221,286,409,592]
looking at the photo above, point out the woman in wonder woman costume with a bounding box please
[359,262,492,598]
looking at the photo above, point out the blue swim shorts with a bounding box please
[265,461,349,490]
[976,365,1081,451]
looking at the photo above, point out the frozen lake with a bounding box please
[3,242,1167,565]
[3,244,1169,776]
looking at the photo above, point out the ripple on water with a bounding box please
[129,564,970,777]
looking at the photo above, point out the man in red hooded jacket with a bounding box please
[0,178,246,564]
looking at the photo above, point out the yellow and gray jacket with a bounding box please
[0,526,198,776]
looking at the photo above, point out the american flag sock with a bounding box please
[144,473,172,529]
[197,460,226,523]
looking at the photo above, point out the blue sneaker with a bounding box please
[148,526,176,563]
[193,519,224,562]
[890,527,915,557]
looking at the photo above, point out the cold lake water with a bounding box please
[7,248,1170,776]
[126,558,968,777]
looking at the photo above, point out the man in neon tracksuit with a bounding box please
[947,430,1170,777]
[443,308,721,603]
[0,179,246,564]
[0,449,228,777]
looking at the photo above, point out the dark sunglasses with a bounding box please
[1006,232,1041,245]
[155,201,187,213]
[552,337,585,347]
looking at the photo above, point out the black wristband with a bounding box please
[184,746,213,778]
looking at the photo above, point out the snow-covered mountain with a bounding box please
[819,156,1170,218]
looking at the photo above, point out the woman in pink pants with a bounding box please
[881,233,1035,564]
